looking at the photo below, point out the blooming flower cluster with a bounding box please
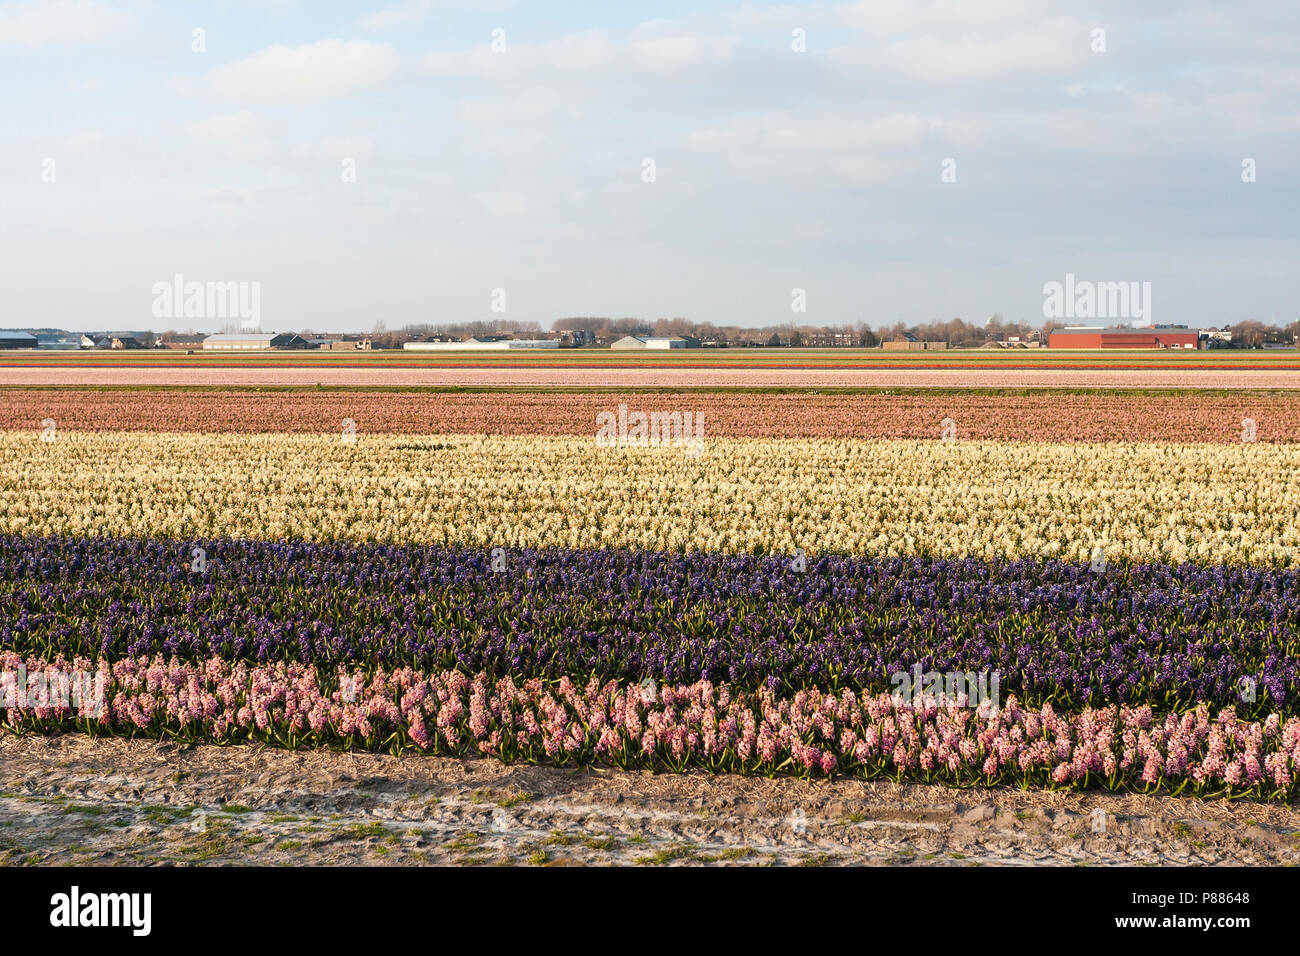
[3,650,1296,798]
[2,536,1296,712]
[3,431,1300,564]
[4,389,1299,443]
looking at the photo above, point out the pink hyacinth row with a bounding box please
[3,652,1299,798]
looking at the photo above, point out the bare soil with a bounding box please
[1,734,1296,866]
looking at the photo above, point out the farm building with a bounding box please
[883,334,947,351]
[1049,326,1200,349]
[82,333,147,349]
[610,335,698,350]
[160,334,209,349]
[0,331,38,349]
[36,334,82,350]
[204,333,275,350]
[403,337,559,351]
[203,333,314,350]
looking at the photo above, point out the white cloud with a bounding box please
[843,0,1040,33]
[361,0,511,32]
[62,130,102,150]
[187,111,267,146]
[628,32,736,70]
[208,39,400,104]
[874,18,1086,83]
[0,0,127,46]
[185,111,276,161]
[691,112,933,154]
[422,28,734,80]
[361,0,434,32]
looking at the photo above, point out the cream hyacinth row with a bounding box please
[1,431,1297,565]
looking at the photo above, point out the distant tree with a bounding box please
[1230,320,1268,348]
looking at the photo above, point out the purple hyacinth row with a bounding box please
[1,535,1296,713]
[3,652,1297,798]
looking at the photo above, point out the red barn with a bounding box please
[1049,326,1200,349]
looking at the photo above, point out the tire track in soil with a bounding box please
[2,736,1298,866]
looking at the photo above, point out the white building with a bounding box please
[610,335,696,350]
[403,338,559,351]
[204,333,273,350]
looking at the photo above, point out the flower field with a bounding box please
[2,537,1296,712]
[2,387,1299,800]
[2,431,1299,564]
[5,652,1297,796]
[5,388,1300,443]
[4,365,1300,389]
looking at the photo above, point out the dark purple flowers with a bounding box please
[1,534,1295,715]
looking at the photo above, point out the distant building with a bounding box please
[270,333,313,349]
[0,331,38,349]
[36,333,82,350]
[82,334,146,349]
[609,335,697,350]
[883,333,946,351]
[403,337,559,351]
[204,333,274,350]
[557,329,595,347]
[160,334,208,349]
[1049,326,1200,349]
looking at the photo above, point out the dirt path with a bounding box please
[1,735,1296,866]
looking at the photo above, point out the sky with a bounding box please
[1,0,1298,333]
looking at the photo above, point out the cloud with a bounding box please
[873,18,1088,83]
[187,111,271,145]
[0,0,127,46]
[422,28,734,80]
[186,111,274,161]
[62,130,102,150]
[361,0,435,32]
[361,0,511,32]
[690,112,933,154]
[628,31,737,70]
[207,39,400,104]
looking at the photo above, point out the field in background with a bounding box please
[5,386,1300,443]
[4,375,1300,872]
[1,347,1297,368]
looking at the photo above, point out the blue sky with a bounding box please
[2,0,1298,332]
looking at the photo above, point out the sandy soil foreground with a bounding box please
[1,735,1296,866]
[2,366,1300,388]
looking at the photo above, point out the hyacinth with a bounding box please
[7,389,1300,445]
[2,535,1297,714]
[5,431,1300,566]
[2,650,1297,799]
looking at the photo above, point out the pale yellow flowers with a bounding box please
[2,431,1297,565]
